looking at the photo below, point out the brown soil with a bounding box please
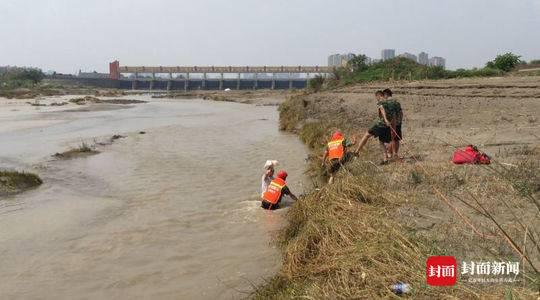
[290,76,540,245]
[298,76,540,159]
[255,75,540,298]
[69,96,147,105]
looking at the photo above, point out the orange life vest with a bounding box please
[262,177,286,205]
[327,137,345,160]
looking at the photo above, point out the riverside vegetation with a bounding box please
[254,75,540,298]
[0,68,126,99]
[309,52,535,91]
[53,142,99,159]
[0,170,43,196]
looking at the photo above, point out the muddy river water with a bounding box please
[0,95,308,299]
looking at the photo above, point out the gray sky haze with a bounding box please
[1,0,539,73]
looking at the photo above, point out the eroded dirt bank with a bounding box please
[254,76,540,299]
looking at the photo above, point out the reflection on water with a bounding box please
[0,96,308,299]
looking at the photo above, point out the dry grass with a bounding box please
[255,155,539,299]
[53,141,99,159]
[254,85,540,299]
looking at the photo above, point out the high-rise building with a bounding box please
[381,49,395,61]
[429,56,446,69]
[418,52,429,65]
[328,53,357,66]
[339,53,356,66]
[327,54,340,66]
[398,52,418,63]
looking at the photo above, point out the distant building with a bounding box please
[328,53,357,67]
[381,49,395,61]
[50,73,75,79]
[78,70,109,79]
[341,53,355,64]
[328,54,341,66]
[398,52,418,63]
[418,52,429,65]
[429,56,446,68]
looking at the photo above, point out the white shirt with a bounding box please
[261,174,274,196]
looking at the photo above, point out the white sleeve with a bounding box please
[261,175,268,194]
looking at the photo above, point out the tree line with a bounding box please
[310,52,532,91]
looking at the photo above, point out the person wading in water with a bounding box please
[261,170,298,210]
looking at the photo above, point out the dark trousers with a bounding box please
[261,200,279,210]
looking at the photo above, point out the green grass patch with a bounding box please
[0,170,43,196]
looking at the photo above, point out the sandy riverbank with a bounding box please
[152,89,293,106]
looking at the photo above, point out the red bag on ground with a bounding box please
[452,145,490,165]
[477,153,491,164]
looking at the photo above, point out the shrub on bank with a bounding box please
[486,52,522,72]
[446,67,504,78]
[307,75,325,92]
[0,68,47,98]
[0,68,44,87]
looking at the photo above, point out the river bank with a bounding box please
[1,78,292,106]
[0,80,128,99]
[151,89,292,106]
[252,76,540,298]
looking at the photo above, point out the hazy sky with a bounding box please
[1,0,539,73]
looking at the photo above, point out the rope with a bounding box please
[386,124,539,273]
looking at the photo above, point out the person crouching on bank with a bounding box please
[322,131,356,184]
[261,170,298,210]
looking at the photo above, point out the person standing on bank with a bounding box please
[261,170,298,210]
[382,88,403,159]
[354,90,392,164]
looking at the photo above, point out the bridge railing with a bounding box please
[118,66,333,74]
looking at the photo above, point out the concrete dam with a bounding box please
[68,61,334,91]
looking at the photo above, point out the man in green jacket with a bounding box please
[355,90,392,164]
[383,88,403,159]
